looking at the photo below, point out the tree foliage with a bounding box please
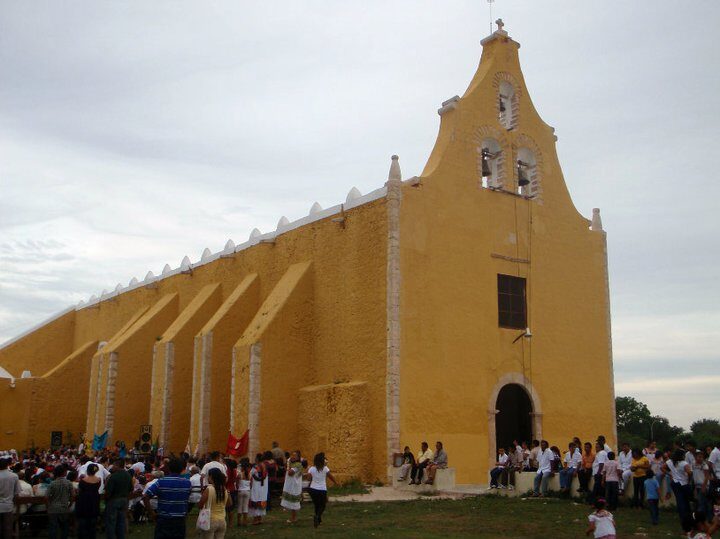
[690,418,720,448]
[615,396,685,450]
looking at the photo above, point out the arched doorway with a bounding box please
[495,384,533,451]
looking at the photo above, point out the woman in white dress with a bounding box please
[248,454,268,525]
[280,451,303,523]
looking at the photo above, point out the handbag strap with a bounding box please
[205,485,214,511]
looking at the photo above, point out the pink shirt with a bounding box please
[603,460,621,482]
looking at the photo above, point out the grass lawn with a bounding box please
[125,494,685,538]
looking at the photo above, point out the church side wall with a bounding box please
[2,199,388,482]
[0,310,75,378]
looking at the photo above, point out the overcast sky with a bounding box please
[1,1,718,429]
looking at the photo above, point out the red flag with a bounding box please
[227,430,249,457]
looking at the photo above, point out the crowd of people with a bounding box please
[0,440,336,539]
[396,441,448,485]
[488,435,720,537]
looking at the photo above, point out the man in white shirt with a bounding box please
[684,440,698,467]
[591,441,608,503]
[559,442,582,493]
[707,442,720,480]
[489,448,509,489]
[130,460,146,476]
[200,451,227,486]
[528,440,541,470]
[532,440,554,497]
[617,443,633,494]
[410,442,434,485]
[188,466,202,505]
[597,435,612,453]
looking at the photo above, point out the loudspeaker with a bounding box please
[139,424,152,453]
[51,431,62,448]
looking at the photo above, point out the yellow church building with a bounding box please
[0,21,616,484]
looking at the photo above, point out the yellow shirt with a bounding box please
[632,456,650,478]
[205,485,227,522]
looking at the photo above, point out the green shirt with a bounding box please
[47,478,73,514]
[105,469,133,500]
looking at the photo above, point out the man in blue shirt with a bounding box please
[144,458,192,539]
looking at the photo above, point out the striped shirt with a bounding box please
[145,476,191,518]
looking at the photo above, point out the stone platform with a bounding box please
[389,465,457,493]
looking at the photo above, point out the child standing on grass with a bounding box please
[602,452,621,511]
[236,460,250,527]
[644,469,660,525]
[586,498,616,539]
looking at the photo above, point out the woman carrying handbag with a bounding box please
[197,468,230,538]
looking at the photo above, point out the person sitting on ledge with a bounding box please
[489,447,509,489]
[528,440,541,471]
[531,440,554,497]
[397,446,415,482]
[409,442,433,485]
[559,441,582,494]
[424,442,448,485]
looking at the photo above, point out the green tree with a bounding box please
[615,396,684,450]
[616,396,651,432]
[690,418,720,448]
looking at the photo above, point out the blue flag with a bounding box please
[92,431,108,451]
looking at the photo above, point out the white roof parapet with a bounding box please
[77,300,86,307]
[53,177,392,316]
[100,289,110,300]
[591,208,603,231]
[346,187,362,203]
[114,284,123,293]
[389,155,402,181]
[276,216,290,231]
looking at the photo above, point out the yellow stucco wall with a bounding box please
[101,293,179,444]
[232,261,313,458]
[399,32,614,484]
[86,305,150,438]
[298,381,371,483]
[150,284,222,451]
[28,340,99,447]
[0,379,33,449]
[191,276,260,453]
[0,310,75,378]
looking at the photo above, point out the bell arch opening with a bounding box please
[495,383,533,451]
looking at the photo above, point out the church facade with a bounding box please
[0,22,616,484]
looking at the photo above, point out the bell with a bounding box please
[499,97,506,113]
[517,162,530,187]
[481,149,492,177]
